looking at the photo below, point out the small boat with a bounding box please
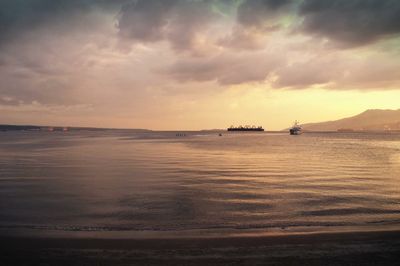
[289,120,302,135]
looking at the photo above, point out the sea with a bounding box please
[1,130,400,238]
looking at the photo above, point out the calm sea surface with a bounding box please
[1,130,400,237]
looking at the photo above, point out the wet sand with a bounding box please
[1,230,400,265]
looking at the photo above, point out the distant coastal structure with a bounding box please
[0,125,41,131]
[41,127,69,132]
[227,125,264,131]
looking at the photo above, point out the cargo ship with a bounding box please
[227,125,264,131]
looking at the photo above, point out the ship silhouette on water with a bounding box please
[227,125,264,132]
[289,120,302,135]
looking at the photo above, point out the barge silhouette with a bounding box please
[227,126,264,131]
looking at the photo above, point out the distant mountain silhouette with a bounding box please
[300,109,400,131]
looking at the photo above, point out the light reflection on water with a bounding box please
[0,130,400,236]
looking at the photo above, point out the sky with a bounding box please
[1,0,400,130]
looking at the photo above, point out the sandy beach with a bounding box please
[1,230,400,265]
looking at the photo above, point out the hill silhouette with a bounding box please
[300,109,400,131]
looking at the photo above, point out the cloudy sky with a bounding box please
[1,0,400,130]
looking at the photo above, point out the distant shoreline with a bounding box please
[1,124,400,133]
[0,124,152,132]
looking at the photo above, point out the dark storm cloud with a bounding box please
[0,0,125,106]
[117,0,177,42]
[117,0,220,52]
[299,0,400,46]
[237,0,294,29]
[0,0,214,49]
[235,0,400,46]
[3,0,400,50]
[1,0,400,94]
[165,0,220,51]
[0,0,124,45]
